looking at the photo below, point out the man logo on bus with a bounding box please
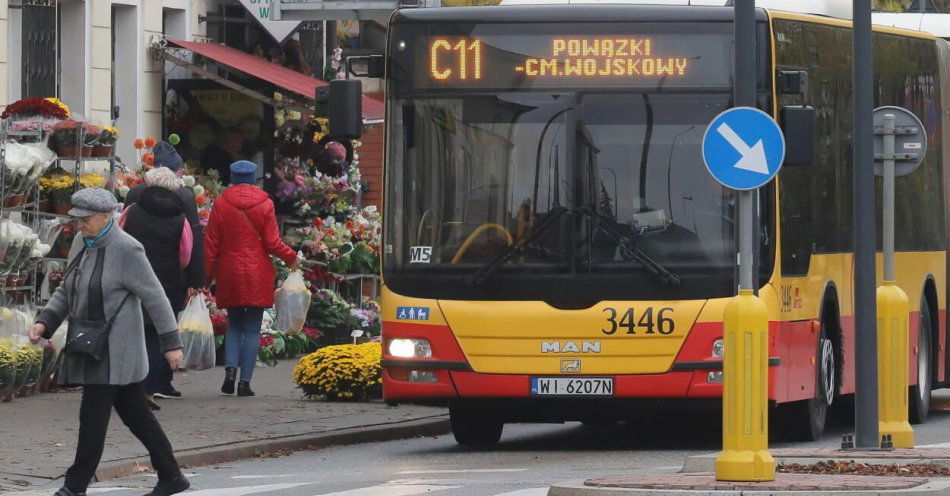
[561,359,582,374]
[541,341,602,354]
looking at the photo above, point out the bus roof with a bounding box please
[497,0,853,19]
[872,12,950,38]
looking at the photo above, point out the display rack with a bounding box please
[0,123,43,307]
[0,121,118,305]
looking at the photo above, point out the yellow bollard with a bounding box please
[716,289,775,481]
[877,281,914,448]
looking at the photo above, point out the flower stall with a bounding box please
[0,96,122,401]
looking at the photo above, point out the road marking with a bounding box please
[492,489,550,496]
[396,468,529,474]
[231,474,301,480]
[314,484,459,496]
[181,482,316,496]
[918,441,950,448]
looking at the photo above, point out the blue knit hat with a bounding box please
[230,160,258,185]
[153,141,183,171]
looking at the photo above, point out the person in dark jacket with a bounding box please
[30,188,190,496]
[205,161,299,397]
[125,142,206,400]
[121,167,204,406]
[125,141,205,291]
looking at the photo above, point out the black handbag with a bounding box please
[64,293,132,362]
[61,246,133,362]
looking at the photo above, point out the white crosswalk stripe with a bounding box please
[491,489,549,496]
[179,482,318,496]
[397,469,529,474]
[313,483,460,496]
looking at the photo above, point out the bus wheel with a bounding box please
[910,296,933,424]
[450,406,503,447]
[785,324,834,442]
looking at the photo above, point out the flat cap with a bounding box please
[68,187,119,218]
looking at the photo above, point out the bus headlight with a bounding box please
[388,338,432,358]
[712,339,724,358]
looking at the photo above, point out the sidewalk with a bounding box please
[0,362,448,491]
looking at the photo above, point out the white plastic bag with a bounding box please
[274,270,311,335]
[177,295,215,371]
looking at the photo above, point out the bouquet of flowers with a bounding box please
[49,120,102,156]
[182,172,224,226]
[113,167,146,201]
[3,140,56,199]
[0,307,18,400]
[1,97,70,120]
[350,300,381,339]
[0,220,48,282]
[307,288,356,332]
[98,126,119,146]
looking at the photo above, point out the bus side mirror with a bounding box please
[780,105,815,167]
[347,55,384,78]
[328,79,362,140]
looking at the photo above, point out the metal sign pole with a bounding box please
[736,0,755,291]
[882,114,895,282]
[853,0,879,449]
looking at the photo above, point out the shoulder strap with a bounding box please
[106,291,134,327]
[220,196,262,241]
[64,245,87,280]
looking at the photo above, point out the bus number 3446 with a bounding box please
[602,307,675,335]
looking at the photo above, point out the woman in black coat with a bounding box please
[121,167,205,405]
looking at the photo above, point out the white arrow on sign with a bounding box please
[716,122,769,175]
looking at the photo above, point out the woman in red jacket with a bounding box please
[205,161,299,397]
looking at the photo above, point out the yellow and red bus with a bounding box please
[378,2,950,445]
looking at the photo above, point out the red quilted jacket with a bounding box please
[204,185,296,309]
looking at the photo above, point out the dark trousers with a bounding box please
[64,383,181,492]
[143,324,173,395]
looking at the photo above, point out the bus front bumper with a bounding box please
[381,359,778,401]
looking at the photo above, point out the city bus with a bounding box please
[376,1,950,445]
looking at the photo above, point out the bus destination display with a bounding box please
[431,37,688,82]
[398,28,732,90]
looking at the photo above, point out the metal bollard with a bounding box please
[877,282,914,448]
[715,289,775,481]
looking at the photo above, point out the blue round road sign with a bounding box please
[701,107,786,190]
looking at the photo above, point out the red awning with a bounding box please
[167,39,384,122]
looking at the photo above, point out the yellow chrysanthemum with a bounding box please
[45,97,71,117]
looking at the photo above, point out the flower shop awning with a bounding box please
[161,40,384,123]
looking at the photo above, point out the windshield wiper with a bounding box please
[470,206,568,285]
[575,206,681,287]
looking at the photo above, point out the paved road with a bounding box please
[12,392,950,496]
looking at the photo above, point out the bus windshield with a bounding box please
[384,21,770,301]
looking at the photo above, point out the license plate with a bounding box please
[530,377,614,396]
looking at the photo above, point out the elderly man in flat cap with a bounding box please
[30,188,191,496]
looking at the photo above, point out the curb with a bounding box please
[93,415,450,483]
[682,453,950,474]
[547,479,950,496]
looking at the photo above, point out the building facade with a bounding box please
[1,0,207,163]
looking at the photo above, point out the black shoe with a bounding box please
[143,476,190,496]
[54,487,86,496]
[221,368,236,395]
[154,386,182,399]
[237,380,255,397]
